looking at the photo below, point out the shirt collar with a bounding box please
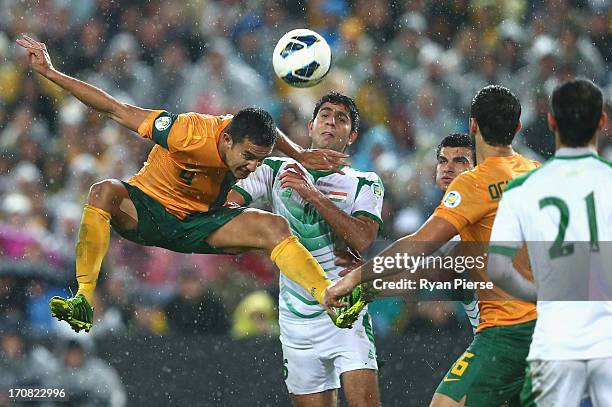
[555,146,598,157]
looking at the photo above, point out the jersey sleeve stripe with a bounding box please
[151,111,177,149]
[231,185,253,205]
[489,245,519,257]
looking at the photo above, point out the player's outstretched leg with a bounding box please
[206,208,365,328]
[207,209,330,300]
[49,294,94,333]
[50,179,136,332]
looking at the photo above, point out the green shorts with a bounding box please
[435,320,535,407]
[112,182,245,254]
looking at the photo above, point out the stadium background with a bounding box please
[1,0,611,405]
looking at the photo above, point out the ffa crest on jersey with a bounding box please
[155,116,172,131]
[371,182,383,198]
[443,191,462,208]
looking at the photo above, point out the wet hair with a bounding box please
[551,79,603,147]
[436,133,475,162]
[312,92,360,133]
[470,85,521,146]
[226,108,277,146]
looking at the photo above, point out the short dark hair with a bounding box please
[226,108,277,146]
[436,133,475,162]
[312,92,360,133]
[551,79,603,147]
[470,85,521,146]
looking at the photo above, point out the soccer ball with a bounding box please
[272,28,332,88]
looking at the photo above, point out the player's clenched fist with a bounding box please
[323,267,361,312]
[16,34,55,76]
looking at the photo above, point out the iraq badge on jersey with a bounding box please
[328,191,348,202]
[443,191,462,208]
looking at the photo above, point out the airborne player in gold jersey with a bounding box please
[17,34,363,333]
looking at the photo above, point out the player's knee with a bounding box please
[87,179,122,210]
[269,213,291,236]
[259,213,291,245]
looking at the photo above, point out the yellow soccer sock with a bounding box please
[270,236,331,304]
[75,204,111,304]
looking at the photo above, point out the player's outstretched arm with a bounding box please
[362,216,457,281]
[16,34,151,132]
[323,215,457,309]
[275,128,349,174]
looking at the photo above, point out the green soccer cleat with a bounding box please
[49,294,94,333]
[332,283,378,329]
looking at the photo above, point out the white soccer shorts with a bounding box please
[529,357,612,406]
[280,313,378,395]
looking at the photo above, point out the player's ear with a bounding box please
[222,132,233,147]
[514,120,522,135]
[547,112,557,133]
[347,130,358,146]
[598,111,607,131]
[469,118,478,135]
[307,119,313,133]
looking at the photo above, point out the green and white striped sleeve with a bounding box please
[232,161,274,205]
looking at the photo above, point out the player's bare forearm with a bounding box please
[360,216,457,282]
[45,70,150,132]
[308,191,378,253]
[275,129,349,172]
[275,128,304,160]
[16,35,150,132]
[324,217,458,308]
[45,69,116,114]
[326,217,456,309]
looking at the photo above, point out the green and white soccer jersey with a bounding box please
[234,157,382,394]
[234,157,384,322]
[490,148,612,362]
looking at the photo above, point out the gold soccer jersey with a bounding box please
[434,153,540,332]
[128,110,233,219]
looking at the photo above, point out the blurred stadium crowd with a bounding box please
[1,0,612,404]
